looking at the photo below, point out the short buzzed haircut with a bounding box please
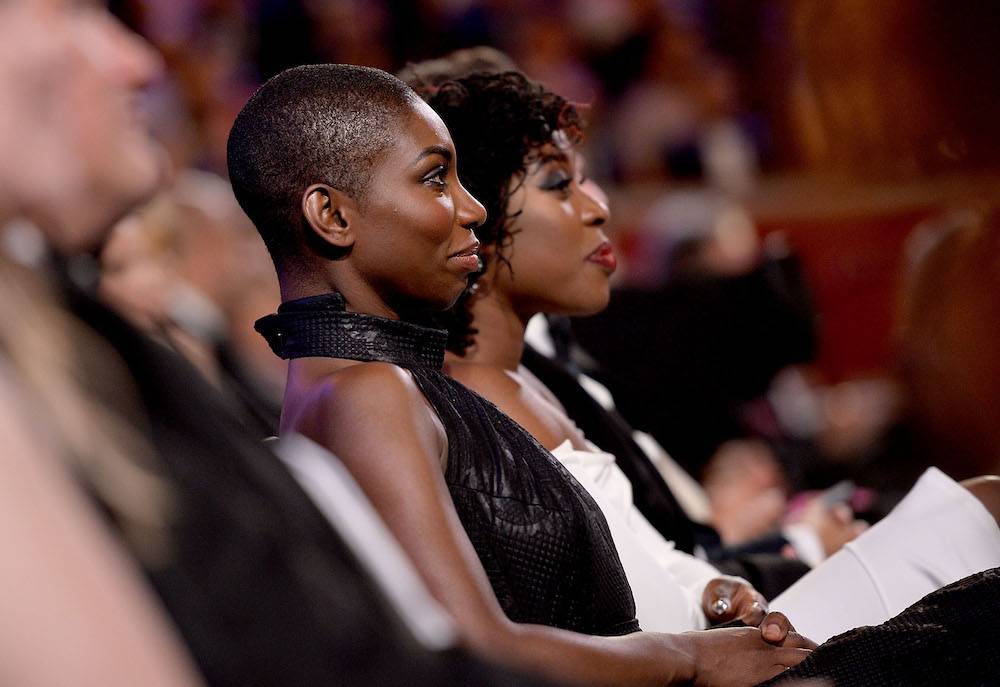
[227,64,417,265]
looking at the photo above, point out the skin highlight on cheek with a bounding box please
[492,142,612,319]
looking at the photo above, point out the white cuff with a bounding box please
[782,522,825,568]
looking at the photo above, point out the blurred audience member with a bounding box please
[842,207,1000,499]
[895,207,1000,481]
[101,169,283,435]
[0,259,204,687]
[0,1,200,684]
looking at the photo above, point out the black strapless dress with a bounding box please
[257,293,640,636]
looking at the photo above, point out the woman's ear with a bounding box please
[302,183,358,251]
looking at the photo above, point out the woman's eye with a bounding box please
[423,165,449,190]
[541,174,573,195]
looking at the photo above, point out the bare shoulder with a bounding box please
[286,361,446,468]
[325,360,425,403]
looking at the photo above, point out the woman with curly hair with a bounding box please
[407,55,1000,667]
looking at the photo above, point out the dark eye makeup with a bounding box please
[538,170,573,193]
[421,164,449,190]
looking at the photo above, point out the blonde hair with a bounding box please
[0,255,174,563]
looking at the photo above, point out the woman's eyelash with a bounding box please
[542,175,573,192]
[423,165,449,188]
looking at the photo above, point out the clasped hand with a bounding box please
[685,583,817,687]
[702,575,815,647]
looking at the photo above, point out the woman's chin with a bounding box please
[547,290,611,318]
[435,280,471,311]
[577,285,612,316]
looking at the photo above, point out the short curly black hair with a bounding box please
[410,70,583,354]
[228,64,417,270]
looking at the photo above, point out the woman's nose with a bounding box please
[580,180,610,227]
[457,182,487,230]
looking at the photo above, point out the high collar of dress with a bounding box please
[254,292,448,370]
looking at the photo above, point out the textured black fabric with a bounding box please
[63,281,543,687]
[260,293,640,636]
[522,344,809,599]
[256,292,447,369]
[764,568,1000,687]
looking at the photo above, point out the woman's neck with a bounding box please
[278,263,400,320]
[462,290,531,371]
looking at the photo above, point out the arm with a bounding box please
[291,363,810,687]
[0,383,204,687]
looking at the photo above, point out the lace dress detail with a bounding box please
[257,293,640,636]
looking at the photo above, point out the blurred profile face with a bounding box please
[99,214,173,330]
[493,132,613,319]
[347,98,487,315]
[0,0,164,254]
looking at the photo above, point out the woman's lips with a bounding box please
[586,242,617,273]
[448,242,482,273]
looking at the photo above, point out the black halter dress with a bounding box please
[257,293,640,636]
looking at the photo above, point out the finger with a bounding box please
[704,578,739,621]
[775,647,813,669]
[760,611,795,644]
[737,597,767,626]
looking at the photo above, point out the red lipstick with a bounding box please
[586,241,617,273]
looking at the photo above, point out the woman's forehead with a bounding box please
[366,100,454,189]
[400,99,454,153]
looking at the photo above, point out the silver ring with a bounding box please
[711,597,732,616]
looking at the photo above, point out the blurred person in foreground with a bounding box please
[0,2,547,686]
[0,1,200,684]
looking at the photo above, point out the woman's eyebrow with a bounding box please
[412,145,452,165]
